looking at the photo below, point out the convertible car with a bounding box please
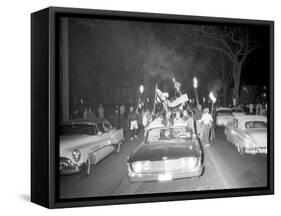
[127,125,204,182]
[215,107,234,127]
[60,119,125,175]
[224,115,267,154]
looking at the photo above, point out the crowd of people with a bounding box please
[126,104,214,146]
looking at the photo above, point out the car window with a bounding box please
[233,119,238,127]
[216,110,233,116]
[60,124,98,136]
[245,121,267,129]
[104,122,112,131]
[233,109,243,113]
[146,127,192,144]
[97,123,105,133]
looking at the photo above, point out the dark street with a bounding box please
[60,127,267,198]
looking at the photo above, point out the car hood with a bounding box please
[247,128,267,147]
[128,140,201,162]
[60,135,105,152]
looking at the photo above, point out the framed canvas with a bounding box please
[31,6,274,208]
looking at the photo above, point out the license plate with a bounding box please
[158,173,172,181]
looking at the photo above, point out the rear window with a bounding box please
[245,121,267,129]
[216,110,233,116]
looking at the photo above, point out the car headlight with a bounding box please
[132,161,151,173]
[72,149,81,162]
[132,162,142,173]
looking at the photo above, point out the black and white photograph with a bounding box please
[58,15,271,199]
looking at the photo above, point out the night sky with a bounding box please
[62,17,271,105]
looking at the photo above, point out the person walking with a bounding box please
[249,103,254,114]
[87,108,96,119]
[200,108,213,147]
[98,103,104,119]
[128,107,139,140]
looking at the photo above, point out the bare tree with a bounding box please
[190,26,259,103]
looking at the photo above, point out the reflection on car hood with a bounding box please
[247,128,267,147]
[128,140,201,162]
[60,135,104,152]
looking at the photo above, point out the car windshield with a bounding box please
[245,121,267,129]
[216,110,233,116]
[60,124,98,136]
[146,127,193,144]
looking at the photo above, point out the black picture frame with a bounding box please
[31,6,274,209]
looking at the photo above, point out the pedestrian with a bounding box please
[128,107,139,140]
[194,104,203,139]
[249,103,254,114]
[200,108,213,146]
[83,108,88,119]
[98,103,104,119]
[86,108,96,119]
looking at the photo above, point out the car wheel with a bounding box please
[239,146,245,155]
[86,158,91,176]
[116,143,121,153]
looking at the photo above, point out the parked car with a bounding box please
[224,115,267,154]
[60,119,125,175]
[127,125,204,182]
[215,107,234,127]
[232,107,245,117]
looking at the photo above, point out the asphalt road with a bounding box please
[60,128,267,199]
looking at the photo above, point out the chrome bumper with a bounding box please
[128,166,204,182]
[245,147,267,154]
[59,157,85,175]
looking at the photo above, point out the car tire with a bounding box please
[239,146,245,155]
[86,158,91,176]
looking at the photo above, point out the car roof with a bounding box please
[234,115,267,122]
[216,107,232,111]
[61,118,109,126]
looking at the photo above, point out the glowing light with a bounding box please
[203,97,206,103]
[139,85,144,94]
[193,77,198,88]
[209,91,217,103]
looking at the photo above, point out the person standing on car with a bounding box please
[182,109,195,132]
[200,108,213,146]
[128,107,139,140]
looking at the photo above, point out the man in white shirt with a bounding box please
[200,108,213,146]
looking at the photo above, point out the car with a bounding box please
[127,125,204,182]
[224,115,267,154]
[215,107,234,127]
[59,118,125,175]
[232,107,245,117]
